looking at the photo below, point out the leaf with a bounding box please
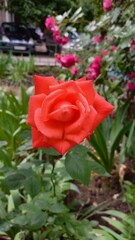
[27,211,48,230]
[100,226,126,240]
[88,160,110,176]
[42,147,61,156]
[103,210,127,219]
[92,229,115,240]
[4,173,26,190]
[14,231,27,240]
[65,145,91,185]
[102,216,125,233]
[49,202,68,213]
[111,8,121,23]
[126,120,135,150]
[23,176,41,198]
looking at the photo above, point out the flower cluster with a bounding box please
[127,82,135,91]
[55,53,79,68]
[27,75,114,155]
[87,56,102,80]
[103,0,112,12]
[45,17,69,45]
[93,36,101,44]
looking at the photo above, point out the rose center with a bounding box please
[50,101,78,122]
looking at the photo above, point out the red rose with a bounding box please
[27,75,114,154]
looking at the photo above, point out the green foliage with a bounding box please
[0,54,35,85]
[7,0,78,25]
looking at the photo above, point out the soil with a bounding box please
[65,158,135,223]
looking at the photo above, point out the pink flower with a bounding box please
[126,72,135,79]
[53,31,62,43]
[45,17,58,32]
[103,0,112,12]
[70,67,78,76]
[55,54,79,68]
[111,45,117,52]
[101,50,109,55]
[93,36,101,43]
[130,39,135,51]
[53,31,69,45]
[61,36,69,45]
[127,82,135,91]
[104,35,108,41]
[87,56,102,80]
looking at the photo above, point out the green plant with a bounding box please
[86,99,132,173]
[0,53,12,79]
[0,85,30,164]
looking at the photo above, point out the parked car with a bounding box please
[62,30,83,51]
[0,22,35,54]
[28,27,62,55]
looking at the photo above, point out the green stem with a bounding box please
[51,159,56,197]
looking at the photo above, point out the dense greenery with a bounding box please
[0,0,135,239]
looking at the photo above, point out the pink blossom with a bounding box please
[87,56,102,80]
[104,35,108,41]
[103,0,112,12]
[101,50,109,55]
[55,54,78,68]
[61,36,69,45]
[126,72,135,79]
[53,31,62,43]
[70,67,78,76]
[93,36,101,43]
[111,45,117,52]
[53,31,69,45]
[130,39,135,51]
[127,82,135,91]
[45,17,58,32]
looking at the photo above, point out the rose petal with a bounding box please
[48,139,76,155]
[93,93,115,129]
[49,80,81,95]
[77,80,95,105]
[76,76,87,82]
[66,106,97,143]
[32,127,51,148]
[34,75,57,95]
[27,94,46,127]
[35,108,64,139]
[41,89,65,121]
[49,103,78,122]
[65,93,90,134]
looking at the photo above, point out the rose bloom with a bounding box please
[45,17,58,32]
[126,72,135,79]
[93,36,101,44]
[111,45,117,52]
[27,75,114,154]
[87,56,102,80]
[55,53,79,68]
[70,67,78,76]
[53,31,69,45]
[127,82,135,91]
[130,39,135,51]
[101,50,109,55]
[103,0,112,12]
